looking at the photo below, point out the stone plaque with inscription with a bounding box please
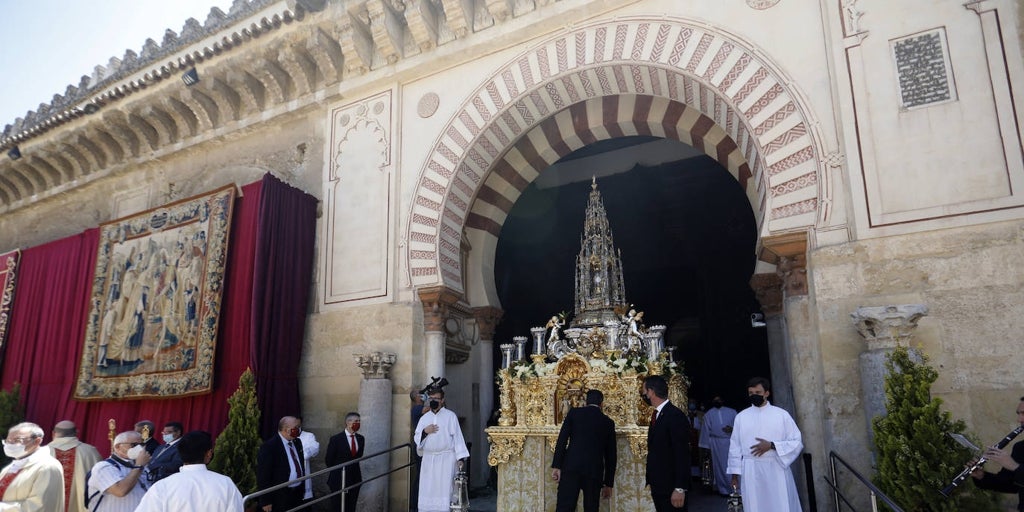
[892,30,955,109]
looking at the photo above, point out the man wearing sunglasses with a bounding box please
[0,422,64,511]
[86,431,153,511]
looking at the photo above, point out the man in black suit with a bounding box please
[551,389,617,512]
[146,421,184,483]
[326,412,364,512]
[256,416,306,512]
[971,396,1024,510]
[643,375,690,511]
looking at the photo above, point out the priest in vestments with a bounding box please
[47,421,102,512]
[0,422,65,512]
[414,388,469,512]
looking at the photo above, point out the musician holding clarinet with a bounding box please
[970,396,1024,510]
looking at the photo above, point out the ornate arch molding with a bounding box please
[408,16,824,292]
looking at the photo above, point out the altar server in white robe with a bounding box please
[727,377,802,512]
[0,422,65,512]
[415,388,469,512]
[699,396,737,496]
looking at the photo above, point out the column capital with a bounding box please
[354,351,397,379]
[418,285,463,332]
[472,306,504,341]
[851,304,929,350]
[749,273,784,315]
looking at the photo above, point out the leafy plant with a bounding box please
[210,369,262,497]
[872,346,998,511]
[0,383,24,467]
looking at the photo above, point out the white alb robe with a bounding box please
[726,401,802,512]
[0,448,66,512]
[699,405,738,495]
[414,408,469,512]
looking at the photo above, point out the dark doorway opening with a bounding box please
[492,142,771,410]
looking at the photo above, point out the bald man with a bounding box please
[48,420,101,512]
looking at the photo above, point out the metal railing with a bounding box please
[824,451,903,512]
[243,442,418,512]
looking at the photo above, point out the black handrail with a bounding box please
[243,442,418,512]
[824,451,903,512]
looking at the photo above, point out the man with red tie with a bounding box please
[326,412,364,512]
[256,416,306,512]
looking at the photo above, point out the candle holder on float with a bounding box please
[499,344,515,369]
[513,336,527,362]
[530,327,546,357]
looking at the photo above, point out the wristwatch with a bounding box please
[673,488,686,494]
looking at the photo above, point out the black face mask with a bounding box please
[429,400,440,411]
[748,394,765,407]
[640,392,652,406]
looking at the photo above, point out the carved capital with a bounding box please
[472,306,504,341]
[354,351,397,379]
[851,304,929,351]
[749,273,783,315]
[760,231,808,297]
[418,285,462,332]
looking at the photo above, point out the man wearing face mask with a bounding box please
[698,395,738,496]
[145,421,184,483]
[0,422,65,511]
[86,430,152,511]
[256,416,306,512]
[325,412,363,511]
[727,377,803,511]
[414,387,469,512]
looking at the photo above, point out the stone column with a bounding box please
[750,272,792,413]
[760,231,824,508]
[354,351,397,512]
[472,306,502,488]
[851,304,928,443]
[418,286,462,382]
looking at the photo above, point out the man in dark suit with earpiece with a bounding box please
[256,416,306,512]
[326,412,364,512]
[551,389,617,512]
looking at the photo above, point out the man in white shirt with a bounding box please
[87,431,152,512]
[135,430,243,512]
[0,422,65,512]
[727,377,803,512]
[415,388,469,512]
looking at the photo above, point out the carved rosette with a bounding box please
[353,351,397,379]
[486,434,525,466]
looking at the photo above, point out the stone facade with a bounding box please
[2,0,1024,509]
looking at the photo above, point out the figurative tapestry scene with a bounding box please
[74,186,236,400]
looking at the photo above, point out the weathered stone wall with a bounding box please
[811,218,1024,484]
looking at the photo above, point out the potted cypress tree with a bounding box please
[210,368,262,509]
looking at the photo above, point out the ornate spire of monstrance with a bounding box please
[571,177,628,327]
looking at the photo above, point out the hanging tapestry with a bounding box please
[0,250,19,359]
[74,185,237,400]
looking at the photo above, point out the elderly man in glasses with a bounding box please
[0,422,65,511]
[87,430,153,511]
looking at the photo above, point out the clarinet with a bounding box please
[939,424,1024,497]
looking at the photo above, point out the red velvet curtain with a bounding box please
[250,173,318,437]
[1,180,263,455]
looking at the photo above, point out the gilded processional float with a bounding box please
[486,179,689,511]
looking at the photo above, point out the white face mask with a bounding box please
[162,434,175,444]
[2,443,25,459]
[126,445,145,460]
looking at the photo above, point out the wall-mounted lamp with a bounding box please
[750,313,766,328]
[181,68,200,87]
[7,146,21,161]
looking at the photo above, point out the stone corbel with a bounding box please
[418,285,463,332]
[759,231,809,297]
[472,306,503,341]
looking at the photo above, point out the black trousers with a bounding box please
[329,482,361,512]
[555,471,602,512]
[270,485,304,511]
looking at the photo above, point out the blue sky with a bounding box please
[0,0,234,127]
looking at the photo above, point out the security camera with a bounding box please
[750,313,766,328]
